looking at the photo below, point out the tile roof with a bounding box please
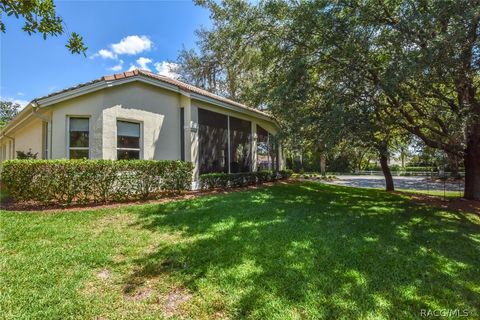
[36,69,272,119]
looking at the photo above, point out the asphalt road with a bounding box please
[318,175,464,192]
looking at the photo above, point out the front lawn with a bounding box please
[1,182,479,319]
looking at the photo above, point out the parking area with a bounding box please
[320,175,464,193]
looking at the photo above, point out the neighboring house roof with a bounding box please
[1,69,275,135]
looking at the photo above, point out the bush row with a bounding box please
[1,160,193,205]
[200,170,293,190]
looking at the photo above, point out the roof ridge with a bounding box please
[134,69,267,115]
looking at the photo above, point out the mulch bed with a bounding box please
[0,180,296,213]
[3,180,478,215]
[397,191,480,215]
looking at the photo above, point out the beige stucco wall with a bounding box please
[50,81,182,160]
[2,79,282,176]
[10,118,44,159]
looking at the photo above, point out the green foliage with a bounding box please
[1,160,193,205]
[199,170,292,189]
[0,0,87,55]
[326,155,354,173]
[184,0,480,198]
[65,32,87,55]
[16,149,38,159]
[0,100,20,128]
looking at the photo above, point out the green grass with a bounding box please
[1,182,479,319]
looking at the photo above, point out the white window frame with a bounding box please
[116,119,143,160]
[67,116,91,159]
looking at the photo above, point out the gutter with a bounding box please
[1,133,14,141]
[0,102,35,136]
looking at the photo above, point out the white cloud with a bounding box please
[136,57,152,70]
[98,49,117,59]
[17,92,24,96]
[111,35,152,55]
[91,35,153,66]
[127,57,153,71]
[1,96,29,110]
[110,64,123,72]
[90,49,117,60]
[154,61,180,79]
[109,60,124,72]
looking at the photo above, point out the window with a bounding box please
[117,120,141,160]
[69,117,89,159]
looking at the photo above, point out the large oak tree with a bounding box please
[179,0,480,199]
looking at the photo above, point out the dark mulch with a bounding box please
[401,192,480,215]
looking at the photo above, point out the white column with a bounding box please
[278,144,285,170]
[251,123,257,172]
[227,116,231,173]
[181,92,199,187]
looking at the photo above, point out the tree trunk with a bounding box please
[378,142,394,191]
[447,152,460,178]
[464,121,480,200]
[320,153,326,176]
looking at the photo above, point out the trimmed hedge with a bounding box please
[1,159,193,205]
[200,170,293,190]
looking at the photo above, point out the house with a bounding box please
[0,70,283,186]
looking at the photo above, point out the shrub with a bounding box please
[16,149,38,159]
[200,169,292,190]
[1,159,193,205]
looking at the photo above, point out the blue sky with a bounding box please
[0,0,211,107]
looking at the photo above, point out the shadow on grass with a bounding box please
[124,182,480,318]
